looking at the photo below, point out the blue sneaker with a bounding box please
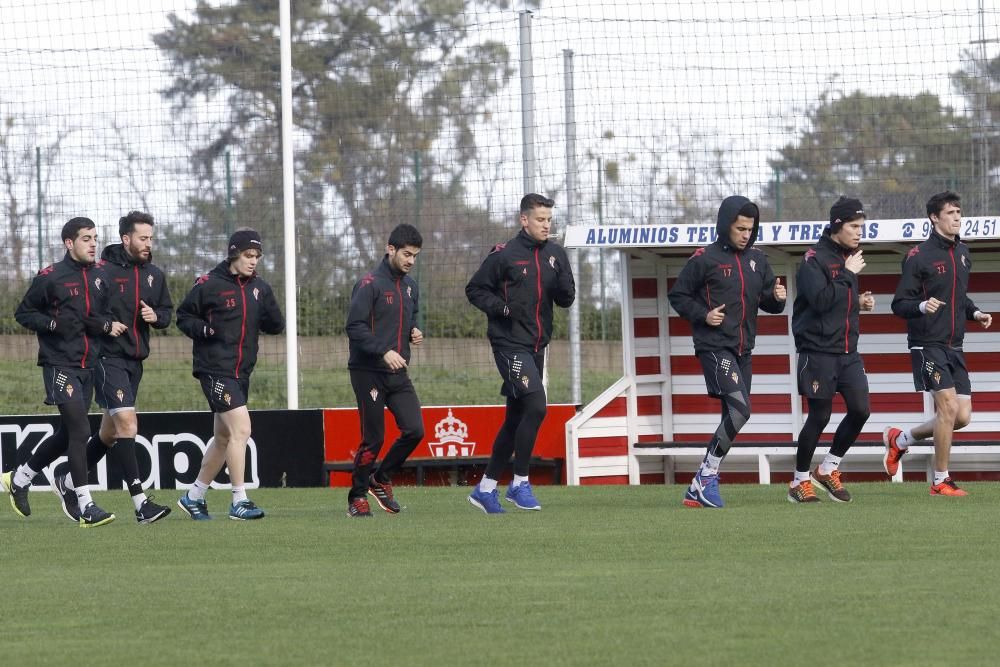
[229,500,265,521]
[468,484,505,514]
[683,472,724,508]
[505,481,541,510]
[177,492,212,520]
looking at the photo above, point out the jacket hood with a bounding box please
[716,195,759,250]
[101,243,150,266]
[209,260,254,283]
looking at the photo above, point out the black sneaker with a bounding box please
[346,497,373,518]
[79,502,116,528]
[368,475,401,514]
[51,473,80,522]
[2,471,31,517]
[135,497,171,524]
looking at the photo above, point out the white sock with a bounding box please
[75,486,94,513]
[478,477,498,493]
[897,429,914,449]
[512,474,529,487]
[132,493,148,511]
[13,464,37,488]
[933,470,949,485]
[819,454,842,476]
[232,486,248,504]
[188,479,210,501]
[790,470,811,487]
[700,453,723,476]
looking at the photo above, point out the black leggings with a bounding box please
[795,394,871,473]
[707,390,752,459]
[485,391,548,479]
[27,401,92,487]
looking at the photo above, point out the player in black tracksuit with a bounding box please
[3,217,122,527]
[789,197,873,504]
[668,195,786,508]
[344,224,425,518]
[465,193,575,514]
[884,191,992,496]
[175,229,285,520]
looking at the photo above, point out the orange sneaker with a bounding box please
[882,426,907,477]
[930,478,967,497]
[811,466,851,502]
[787,480,820,504]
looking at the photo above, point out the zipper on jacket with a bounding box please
[845,286,852,353]
[948,247,956,346]
[533,248,543,352]
[235,278,247,378]
[735,253,746,356]
[395,278,404,353]
[133,265,141,358]
[81,267,91,368]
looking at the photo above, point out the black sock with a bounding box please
[86,434,109,469]
[109,437,144,497]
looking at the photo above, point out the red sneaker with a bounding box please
[882,427,907,477]
[930,478,967,497]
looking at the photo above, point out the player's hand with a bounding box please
[503,301,530,322]
[924,297,946,315]
[139,300,157,324]
[860,291,875,312]
[383,349,407,370]
[976,312,993,329]
[410,327,424,345]
[109,321,129,337]
[844,250,865,275]
[773,277,786,302]
[83,316,111,336]
[705,304,726,326]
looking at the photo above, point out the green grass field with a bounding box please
[4,483,1000,666]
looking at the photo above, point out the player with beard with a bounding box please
[344,224,425,518]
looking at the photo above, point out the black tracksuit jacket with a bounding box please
[345,256,420,373]
[15,252,115,368]
[668,196,786,355]
[176,262,285,379]
[792,232,862,354]
[891,230,980,349]
[97,244,173,361]
[465,229,575,353]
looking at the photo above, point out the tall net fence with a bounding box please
[1,0,997,414]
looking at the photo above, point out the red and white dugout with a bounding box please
[562,217,1000,485]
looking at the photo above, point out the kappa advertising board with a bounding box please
[0,410,325,491]
[323,404,575,487]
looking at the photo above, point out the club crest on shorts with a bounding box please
[116,388,125,403]
[223,392,232,406]
[812,380,820,394]
[65,383,74,397]
[522,375,530,388]
[731,372,739,383]
[148,275,154,288]
[933,371,942,385]
[370,387,378,402]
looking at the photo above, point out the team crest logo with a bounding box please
[147,275,154,288]
[750,259,757,271]
[253,287,260,301]
[116,389,125,403]
[369,388,379,402]
[933,371,942,385]
[65,384,74,397]
[223,392,232,406]
[522,268,527,276]
[94,278,103,291]
[731,372,739,383]
[549,256,556,269]
[961,255,968,267]
[428,409,477,457]
[522,375,530,388]
[407,286,412,298]
[812,380,820,394]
